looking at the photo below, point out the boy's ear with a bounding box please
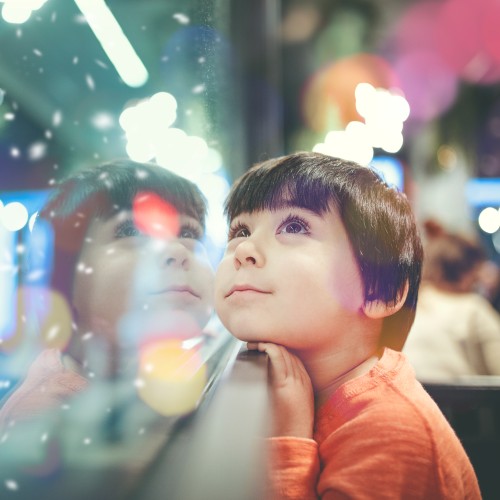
[362,281,409,319]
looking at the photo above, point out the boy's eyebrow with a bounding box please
[272,203,326,217]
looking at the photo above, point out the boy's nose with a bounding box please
[233,239,264,269]
[161,240,190,269]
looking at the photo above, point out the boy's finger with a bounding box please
[256,342,289,382]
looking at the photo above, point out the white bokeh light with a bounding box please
[313,124,374,166]
[315,82,410,161]
[28,211,38,232]
[91,112,115,130]
[120,92,221,181]
[1,0,48,24]
[478,207,500,234]
[1,201,29,231]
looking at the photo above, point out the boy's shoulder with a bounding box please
[316,350,480,497]
[318,349,454,445]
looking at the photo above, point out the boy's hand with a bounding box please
[247,342,314,439]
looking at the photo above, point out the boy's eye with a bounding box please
[115,220,141,238]
[278,215,310,235]
[228,222,250,240]
[179,224,202,240]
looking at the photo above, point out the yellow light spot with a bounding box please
[137,339,207,416]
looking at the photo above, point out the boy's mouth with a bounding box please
[152,286,200,299]
[225,285,271,298]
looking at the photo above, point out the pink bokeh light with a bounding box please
[395,51,458,122]
[436,0,500,84]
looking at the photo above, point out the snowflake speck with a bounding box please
[135,169,148,180]
[95,59,108,69]
[198,57,206,64]
[5,480,18,491]
[173,13,190,25]
[33,49,43,57]
[4,113,15,121]
[45,129,53,139]
[73,56,79,65]
[192,84,205,94]
[52,110,62,127]
[86,74,95,90]
[51,12,57,22]
[46,325,61,341]
[28,141,48,161]
[83,437,92,445]
[16,29,22,38]
[10,147,20,158]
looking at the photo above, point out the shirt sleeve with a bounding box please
[268,436,320,500]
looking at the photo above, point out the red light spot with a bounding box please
[133,192,179,239]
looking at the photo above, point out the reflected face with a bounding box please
[72,210,214,340]
[215,206,365,351]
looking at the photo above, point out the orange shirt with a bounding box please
[269,349,481,499]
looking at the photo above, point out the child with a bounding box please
[0,159,216,431]
[215,152,481,499]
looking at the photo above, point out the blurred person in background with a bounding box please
[403,219,500,380]
[476,258,500,314]
[0,159,219,436]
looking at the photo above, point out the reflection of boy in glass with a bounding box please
[215,152,480,499]
[0,159,214,430]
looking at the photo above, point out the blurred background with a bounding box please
[0,0,500,261]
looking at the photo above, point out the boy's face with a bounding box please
[215,205,365,350]
[72,209,214,341]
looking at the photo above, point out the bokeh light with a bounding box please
[0,201,29,231]
[0,287,72,352]
[133,192,179,240]
[313,82,409,163]
[1,0,48,24]
[302,53,399,132]
[313,124,374,166]
[436,0,500,84]
[370,156,404,191]
[137,339,207,416]
[478,207,500,234]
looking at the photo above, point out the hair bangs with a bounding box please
[225,159,334,220]
[83,162,207,230]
